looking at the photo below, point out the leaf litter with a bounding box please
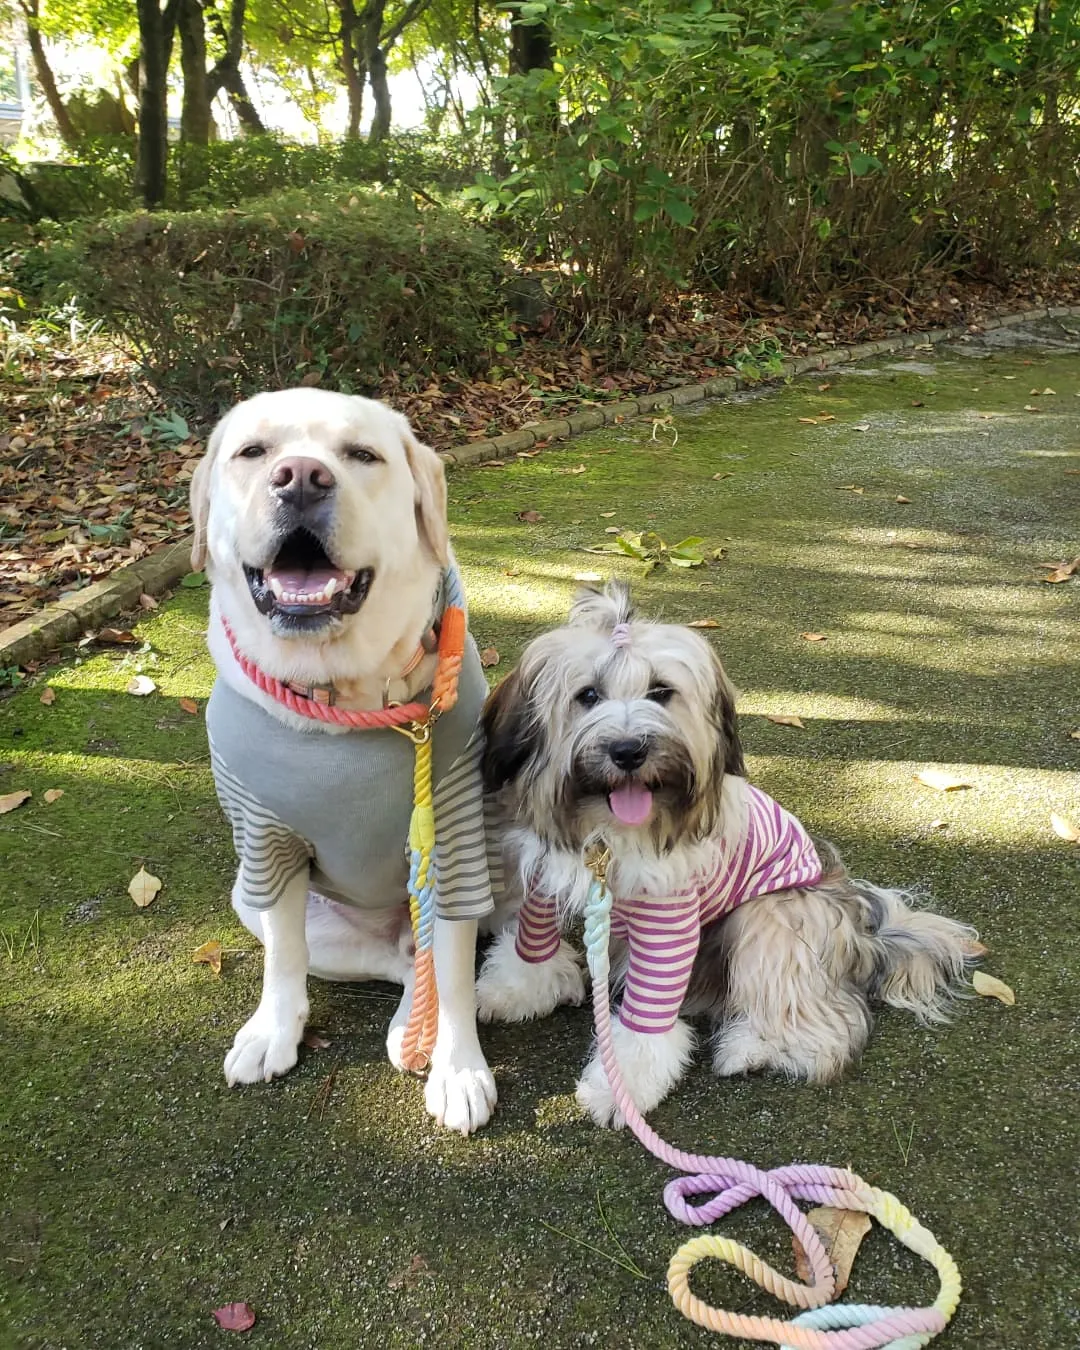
[914,768,973,792]
[128,867,163,908]
[792,1207,872,1295]
[972,971,1016,1006]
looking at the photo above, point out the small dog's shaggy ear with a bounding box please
[712,657,745,778]
[398,415,449,565]
[481,666,537,793]
[189,412,229,571]
[569,579,633,631]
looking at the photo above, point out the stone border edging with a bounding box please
[4,301,1079,669]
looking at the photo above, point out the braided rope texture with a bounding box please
[582,877,962,1348]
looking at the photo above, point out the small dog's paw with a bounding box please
[224,1002,308,1085]
[385,1019,408,1072]
[425,1057,497,1136]
[711,1020,771,1078]
[576,1018,696,1128]
[575,1057,624,1128]
[475,930,585,1024]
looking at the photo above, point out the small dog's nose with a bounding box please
[608,738,648,772]
[269,456,336,508]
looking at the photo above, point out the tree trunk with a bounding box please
[206,0,266,134]
[367,46,391,143]
[136,0,178,209]
[179,0,211,144]
[337,0,366,139]
[19,0,81,147]
[508,9,553,77]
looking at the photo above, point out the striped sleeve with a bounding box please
[209,742,312,910]
[617,893,702,1035]
[432,727,495,920]
[745,796,822,900]
[515,891,562,963]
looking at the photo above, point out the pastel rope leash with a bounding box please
[223,569,469,1075]
[581,847,962,1349]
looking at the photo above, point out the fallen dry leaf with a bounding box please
[192,939,223,975]
[39,687,56,705]
[972,971,1015,1006]
[798,417,819,425]
[388,1254,429,1291]
[212,1303,256,1332]
[800,632,828,642]
[711,472,734,481]
[1050,812,1080,843]
[1069,728,1080,741]
[98,628,137,645]
[914,768,973,792]
[852,422,871,432]
[837,484,864,494]
[766,714,806,729]
[687,618,719,629]
[0,789,32,814]
[303,1029,333,1050]
[1038,556,1080,584]
[479,647,500,669]
[793,1207,872,1296]
[604,526,621,534]
[964,937,990,958]
[573,571,603,583]
[178,698,199,715]
[138,592,159,610]
[516,509,543,524]
[126,675,157,696]
[42,788,64,804]
[128,866,163,908]
[817,382,832,392]
[1023,404,1040,412]
[910,399,925,408]
[599,510,617,517]
[895,495,912,504]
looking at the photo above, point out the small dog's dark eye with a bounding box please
[646,685,675,705]
[344,445,380,464]
[238,444,265,459]
[576,686,602,708]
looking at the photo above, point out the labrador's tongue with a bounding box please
[608,783,654,826]
[267,566,347,599]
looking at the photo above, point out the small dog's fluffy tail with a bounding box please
[855,879,978,1024]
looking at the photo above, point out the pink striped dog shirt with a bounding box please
[515,785,823,1034]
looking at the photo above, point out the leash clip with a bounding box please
[584,843,612,887]
[387,696,442,745]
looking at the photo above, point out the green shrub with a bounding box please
[31,187,506,405]
[19,138,136,219]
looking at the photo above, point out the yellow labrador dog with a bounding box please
[190,388,498,1134]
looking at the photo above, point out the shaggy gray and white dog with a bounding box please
[476,584,977,1126]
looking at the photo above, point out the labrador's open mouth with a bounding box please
[244,529,373,622]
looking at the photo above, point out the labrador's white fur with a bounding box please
[193,388,495,1134]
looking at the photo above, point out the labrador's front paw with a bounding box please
[575,1018,695,1128]
[424,1052,497,1136]
[224,998,308,1085]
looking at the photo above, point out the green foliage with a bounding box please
[25,187,506,405]
[472,0,1080,318]
[18,138,136,220]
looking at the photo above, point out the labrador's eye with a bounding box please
[576,686,602,708]
[238,444,266,459]
[344,445,380,464]
[646,685,675,705]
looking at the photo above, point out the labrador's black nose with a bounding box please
[269,456,337,509]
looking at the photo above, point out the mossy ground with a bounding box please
[2,323,1078,1349]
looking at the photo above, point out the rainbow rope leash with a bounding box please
[581,847,962,1349]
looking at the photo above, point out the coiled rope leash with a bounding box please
[223,569,468,1075]
[581,846,962,1349]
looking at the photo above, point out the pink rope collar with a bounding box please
[221,616,430,729]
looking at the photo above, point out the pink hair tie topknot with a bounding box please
[611,622,632,648]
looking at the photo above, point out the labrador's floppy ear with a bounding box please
[189,412,231,571]
[398,414,449,565]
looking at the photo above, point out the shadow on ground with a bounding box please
[2,322,1078,1348]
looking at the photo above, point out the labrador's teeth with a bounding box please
[322,578,338,600]
[269,576,286,599]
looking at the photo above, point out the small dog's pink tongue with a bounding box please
[608,783,654,825]
[267,567,345,598]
